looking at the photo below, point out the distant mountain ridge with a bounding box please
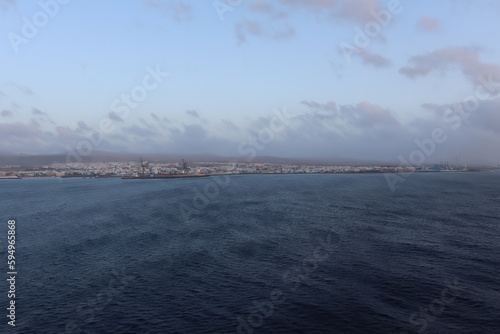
[0,151,389,167]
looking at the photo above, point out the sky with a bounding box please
[1,0,500,164]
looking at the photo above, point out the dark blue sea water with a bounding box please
[0,171,499,334]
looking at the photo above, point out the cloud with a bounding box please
[235,20,263,44]
[1,95,500,164]
[239,0,341,44]
[185,110,200,118]
[0,0,16,12]
[236,99,411,161]
[32,108,47,116]
[260,0,384,24]
[0,121,64,154]
[0,100,400,160]
[468,98,500,134]
[339,101,399,127]
[247,98,500,163]
[426,98,500,135]
[144,1,192,22]
[220,119,239,131]
[299,100,399,131]
[140,118,152,128]
[164,123,237,155]
[235,19,295,44]
[181,123,207,140]
[77,121,91,132]
[240,0,388,45]
[399,46,500,94]
[150,113,167,129]
[1,110,13,118]
[29,119,41,128]
[421,103,439,111]
[56,126,81,141]
[108,111,124,122]
[416,15,441,32]
[410,97,500,164]
[301,100,337,112]
[273,25,295,40]
[335,0,384,24]
[248,0,288,19]
[150,113,162,122]
[0,122,42,139]
[355,49,391,68]
[249,0,275,14]
[276,0,337,13]
[9,82,34,96]
[123,124,157,138]
[361,50,391,68]
[297,100,400,137]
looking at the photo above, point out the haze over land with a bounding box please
[1,0,500,164]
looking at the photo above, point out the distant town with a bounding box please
[0,159,477,179]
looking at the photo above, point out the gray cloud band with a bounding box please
[65,65,169,163]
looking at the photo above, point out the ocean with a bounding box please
[0,171,499,333]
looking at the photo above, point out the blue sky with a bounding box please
[1,0,500,164]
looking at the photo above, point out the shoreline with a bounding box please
[0,169,479,180]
